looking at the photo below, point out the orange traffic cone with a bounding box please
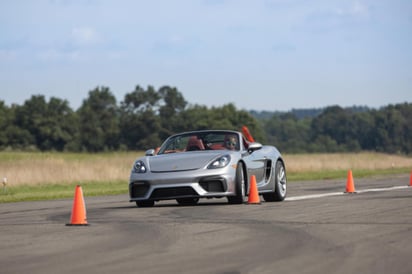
[66,185,89,226]
[247,175,261,204]
[345,170,356,194]
[409,171,412,187]
[242,126,255,142]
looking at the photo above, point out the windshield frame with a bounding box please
[157,130,242,154]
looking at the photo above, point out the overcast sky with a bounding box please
[1,0,411,111]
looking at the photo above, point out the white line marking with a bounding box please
[356,185,409,193]
[286,192,344,201]
[285,186,410,201]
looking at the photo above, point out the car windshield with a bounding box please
[158,132,240,154]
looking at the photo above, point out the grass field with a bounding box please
[1,151,411,203]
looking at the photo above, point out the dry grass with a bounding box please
[0,152,143,186]
[284,152,412,173]
[0,151,411,187]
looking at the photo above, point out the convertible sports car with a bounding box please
[129,129,287,207]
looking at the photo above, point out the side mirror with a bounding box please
[145,149,155,156]
[247,142,262,153]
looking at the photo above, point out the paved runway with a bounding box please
[1,174,411,274]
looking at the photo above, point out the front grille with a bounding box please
[130,182,150,198]
[151,187,197,199]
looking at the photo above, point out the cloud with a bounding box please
[0,49,18,61]
[35,48,81,63]
[336,1,370,17]
[271,43,296,53]
[352,1,369,16]
[299,1,372,35]
[151,34,203,57]
[71,27,101,46]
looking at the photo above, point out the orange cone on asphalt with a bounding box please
[345,170,356,194]
[66,185,89,226]
[248,175,261,204]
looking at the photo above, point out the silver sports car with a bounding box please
[129,129,287,207]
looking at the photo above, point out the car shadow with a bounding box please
[102,199,244,209]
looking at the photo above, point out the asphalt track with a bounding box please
[1,174,411,274]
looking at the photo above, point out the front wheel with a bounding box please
[228,163,246,204]
[263,160,287,202]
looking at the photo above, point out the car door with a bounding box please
[244,149,267,184]
[243,146,274,192]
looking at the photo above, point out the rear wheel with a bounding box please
[228,163,246,204]
[136,200,155,207]
[263,160,287,202]
[176,197,200,206]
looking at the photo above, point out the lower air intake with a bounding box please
[151,187,197,199]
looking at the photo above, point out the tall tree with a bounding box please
[119,86,162,150]
[0,101,10,147]
[310,105,360,151]
[77,87,119,151]
[13,95,76,151]
[180,103,265,142]
[397,103,412,153]
[158,86,187,139]
[264,113,311,153]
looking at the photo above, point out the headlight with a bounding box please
[133,160,147,173]
[208,155,231,169]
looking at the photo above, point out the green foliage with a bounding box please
[77,87,119,152]
[0,87,411,154]
[6,96,77,151]
[263,113,311,152]
[0,101,9,146]
[119,86,162,149]
[260,103,412,154]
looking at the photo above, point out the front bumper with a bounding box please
[129,169,236,202]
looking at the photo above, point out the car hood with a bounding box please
[148,151,227,172]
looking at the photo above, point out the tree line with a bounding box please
[261,103,412,154]
[0,86,262,152]
[0,85,411,154]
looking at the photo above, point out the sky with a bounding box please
[0,0,411,111]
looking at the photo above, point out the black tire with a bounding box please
[176,198,200,206]
[263,160,287,202]
[228,163,246,204]
[136,200,155,207]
